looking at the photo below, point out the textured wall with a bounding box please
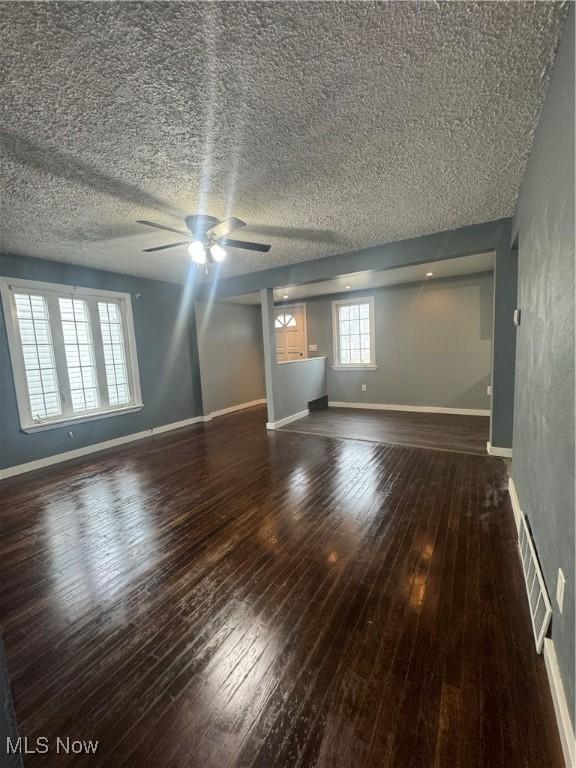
[511,6,575,724]
[304,274,493,410]
[0,254,199,470]
[195,301,265,414]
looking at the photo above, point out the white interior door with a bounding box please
[275,304,307,362]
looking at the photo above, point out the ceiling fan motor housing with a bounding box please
[184,215,219,236]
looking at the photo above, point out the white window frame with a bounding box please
[331,295,378,370]
[1,277,143,432]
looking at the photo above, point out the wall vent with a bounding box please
[517,512,553,654]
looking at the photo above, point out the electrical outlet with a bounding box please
[308,344,318,352]
[556,569,566,614]
[487,385,492,396]
[361,384,367,392]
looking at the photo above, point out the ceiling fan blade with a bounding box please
[208,217,246,240]
[143,241,190,252]
[137,220,192,238]
[220,238,271,253]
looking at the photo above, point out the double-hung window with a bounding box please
[1,278,143,432]
[332,296,377,369]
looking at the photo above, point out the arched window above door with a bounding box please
[274,313,297,328]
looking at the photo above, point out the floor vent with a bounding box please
[517,512,552,654]
[308,395,328,413]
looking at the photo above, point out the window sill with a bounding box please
[332,364,379,371]
[21,403,144,433]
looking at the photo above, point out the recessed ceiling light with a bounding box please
[345,285,351,290]
[426,272,434,277]
[283,294,289,299]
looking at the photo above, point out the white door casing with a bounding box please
[275,304,307,362]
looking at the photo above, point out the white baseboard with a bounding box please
[328,401,490,417]
[544,638,576,767]
[203,398,266,421]
[0,415,208,480]
[1,399,269,481]
[266,410,309,430]
[508,476,523,533]
[486,441,513,458]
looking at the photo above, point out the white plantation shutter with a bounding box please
[59,297,100,413]
[98,301,131,406]
[1,278,142,431]
[13,293,62,421]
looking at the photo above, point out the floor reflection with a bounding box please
[44,468,158,624]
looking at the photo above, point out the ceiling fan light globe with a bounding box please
[210,243,227,262]
[188,240,206,264]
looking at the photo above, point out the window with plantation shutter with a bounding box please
[1,278,142,432]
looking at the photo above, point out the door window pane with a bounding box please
[275,313,296,328]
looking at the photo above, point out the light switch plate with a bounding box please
[361,384,367,392]
[487,385,492,396]
[556,568,566,614]
[513,308,521,326]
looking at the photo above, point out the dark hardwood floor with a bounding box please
[280,407,490,455]
[0,405,562,767]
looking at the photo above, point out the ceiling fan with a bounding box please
[137,215,271,266]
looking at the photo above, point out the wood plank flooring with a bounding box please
[280,407,490,455]
[0,405,562,767]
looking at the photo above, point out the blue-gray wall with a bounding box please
[273,358,327,422]
[0,254,202,470]
[209,220,515,450]
[490,223,518,449]
[511,6,575,725]
[303,273,493,411]
[195,300,265,415]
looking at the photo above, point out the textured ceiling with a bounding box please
[0,1,567,283]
